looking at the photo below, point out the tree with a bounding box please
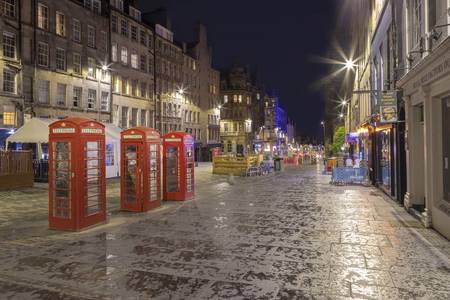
[326,126,345,156]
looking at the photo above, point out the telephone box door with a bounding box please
[144,143,160,211]
[49,139,75,229]
[82,139,106,227]
[122,143,143,211]
[165,144,179,195]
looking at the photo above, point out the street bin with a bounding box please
[48,117,106,231]
[120,127,161,213]
[274,157,284,172]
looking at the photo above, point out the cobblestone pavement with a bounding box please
[0,164,450,299]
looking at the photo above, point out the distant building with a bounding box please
[219,63,254,155]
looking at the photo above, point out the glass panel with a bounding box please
[85,141,101,216]
[166,146,178,193]
[186,146,193,193]
[53,141,71,219]
[125,145,138,203]
[148,143,158,201]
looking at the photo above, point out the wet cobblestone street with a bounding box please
[1,164,450,299]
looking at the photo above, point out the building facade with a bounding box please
[220,64,254,155]
[110,0,154,129]
[186,24,220,160]
[22,0,111,123]
[398,0,450,239]
[345,0,450,240]
[0,0,22,146]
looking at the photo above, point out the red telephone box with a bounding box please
[48,118,106,231]
[120,127,161,212]
[163,132,195,201]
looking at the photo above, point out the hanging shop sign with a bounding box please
[380,91,398,123]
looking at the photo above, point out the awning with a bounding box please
[6,118,53,145]
[6,118,122,146]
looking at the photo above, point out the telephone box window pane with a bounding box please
[125,145,138,203]
[149,144,158,201]
[53,141,71,219]
[166,146,178,192]
[85,141,101,216]
[186,146,193,193]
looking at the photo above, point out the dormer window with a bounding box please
[129,6,141,22]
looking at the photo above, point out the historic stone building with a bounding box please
[181,50,201,146]
[109,0,154,129]
[220,64,254,155]
[185,24,220,160]
[0,0,22,143]
[20,0,111,123]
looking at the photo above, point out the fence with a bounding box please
[331,167,369,185]
[33,159,49,182]
[0,150,34,190]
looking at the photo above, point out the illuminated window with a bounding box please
[112,43,118,62]
[233,95,237,102]
[3,111,14,125]
[56,12,65,36]
[121,46,128,64]
[224,95,228,103]
[87,57,96,78]
[131,51,138,69]
[37,3,48,30]
[238,95,242,103]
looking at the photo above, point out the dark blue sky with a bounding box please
[140,0,338,137]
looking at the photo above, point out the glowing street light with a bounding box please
[339,113,344,118]
[178,88,184,95]
[344,59,356,71]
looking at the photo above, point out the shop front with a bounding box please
[399,37,450,239]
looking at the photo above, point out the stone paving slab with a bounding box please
[0,164,449,299]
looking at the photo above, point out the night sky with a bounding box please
[140,0,338,138]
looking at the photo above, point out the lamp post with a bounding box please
[321,121,325,145]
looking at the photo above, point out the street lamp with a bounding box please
[321,121,325,145]
[344,59,356,71]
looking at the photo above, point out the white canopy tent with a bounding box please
[6,118,121,178]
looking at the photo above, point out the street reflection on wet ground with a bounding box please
[0,164,450,299]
